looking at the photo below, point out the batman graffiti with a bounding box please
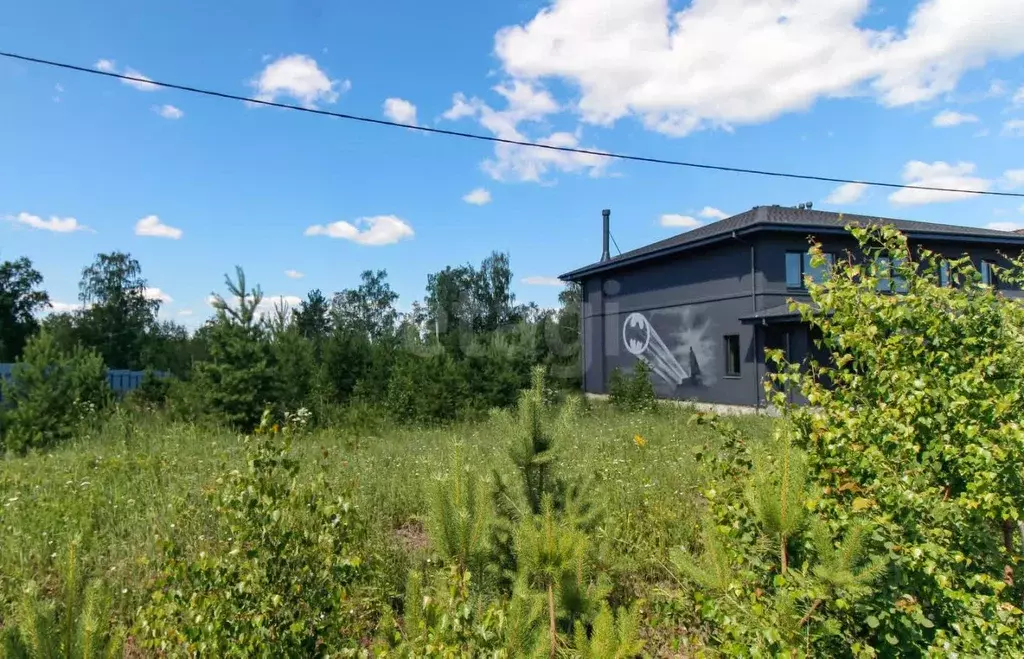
[622,312,689,385]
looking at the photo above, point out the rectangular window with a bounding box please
[786,251,835,289]
[981,260,996,286]
[875,256,891,292]
[724,335,741,377]
[893,256,909,294]
[805,252,835,285]
[939,260,951,287]
[785,252,803,288]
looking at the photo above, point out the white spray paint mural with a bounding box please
[621,308,719,389]
[622,312,689,385]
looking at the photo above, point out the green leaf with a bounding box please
[866,615,879,629]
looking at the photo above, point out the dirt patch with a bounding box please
[393,519,430,555]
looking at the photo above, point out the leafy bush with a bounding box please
[608,361,656,413]
[680,225,1024,656]
[135,412,373,656]
[0,330,109,454]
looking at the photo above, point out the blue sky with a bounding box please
[2,0,1024,326]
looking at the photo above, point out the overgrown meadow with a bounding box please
[4,225,1024,657]
[1,397,761,656]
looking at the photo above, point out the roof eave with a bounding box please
[559,223,1024,281]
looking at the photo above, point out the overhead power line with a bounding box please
[3,50,1024,200]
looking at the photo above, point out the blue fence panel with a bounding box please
[0,365,165,400]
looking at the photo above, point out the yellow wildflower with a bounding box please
[633,434,647,448]
[272,424,280,434]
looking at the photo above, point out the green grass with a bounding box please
[0,402,773,650]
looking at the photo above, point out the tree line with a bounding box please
[0,250,582,452]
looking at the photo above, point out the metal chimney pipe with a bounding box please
[601,209,611,261]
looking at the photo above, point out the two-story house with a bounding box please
[558,205,1024,409]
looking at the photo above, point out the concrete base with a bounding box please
[584,393,780,417]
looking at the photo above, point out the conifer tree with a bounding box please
[193,267,276,430]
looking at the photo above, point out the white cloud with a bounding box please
[177,309,194,317]
[143,287,173,304]
[304,215,414,246]
[492,0,1024,137]
[441,85,609,183]
[49,301,85,313]
[932,110,979,127]
[825,182,868,205]
[251,55,348,107]
[284,269,305,279]
[987,221,1024,232]
[1003,119,1024,137]
[698,206,729,220]
[660,214,701,229]
[7,212,90,233]
[889,161,992,206]
[463,188,492,205]
[207,294,302,319]
[1014,86,1024,106]
[1003,169,1024,189]
[521,276,564,286]
[95,59,158,91]
[134,215,182,240]
[155,104,183,120]
[383,97,418,126]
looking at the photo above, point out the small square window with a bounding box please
[724,335,741,377]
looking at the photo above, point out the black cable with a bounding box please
[4,50,1024,199]
[609,232,622,255]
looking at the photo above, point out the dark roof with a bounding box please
[560,205,1024,281]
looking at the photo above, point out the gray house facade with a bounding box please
[559,205,1024,409]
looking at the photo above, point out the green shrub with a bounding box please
[135,412,373,656]
[680,225,1024,656]
[1,541,123,659]
[608,361,656,413]
[0,330,109,454]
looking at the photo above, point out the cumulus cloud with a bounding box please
[825,182,868,205]
[889,161,992,205]
[1003,169,1024,189]
[987,221,1024,232]
[155,104,183,119]
[95,59,158,91]
[383,97,418,126]
[1004,119,1024,137]
[49,301,85,313]
[7,212,91,233]
[304,215,414,246]
[698,206,729,220]
[491,0,1024,137]
[284,269,305,279]
[135,215,182,239]
[143,287,173,304]
[521,276,564,286]
[932,110,979,127]
[251,55,348,107]
[463,188,493,205]
[660,214,701,229]
[207,294,302,318]
[1014,86,1024,106]
[441,84,609,183]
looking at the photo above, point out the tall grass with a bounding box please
[0,403,773,648]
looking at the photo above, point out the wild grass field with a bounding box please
[5,227,1024,657]
[1,399,766,656]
